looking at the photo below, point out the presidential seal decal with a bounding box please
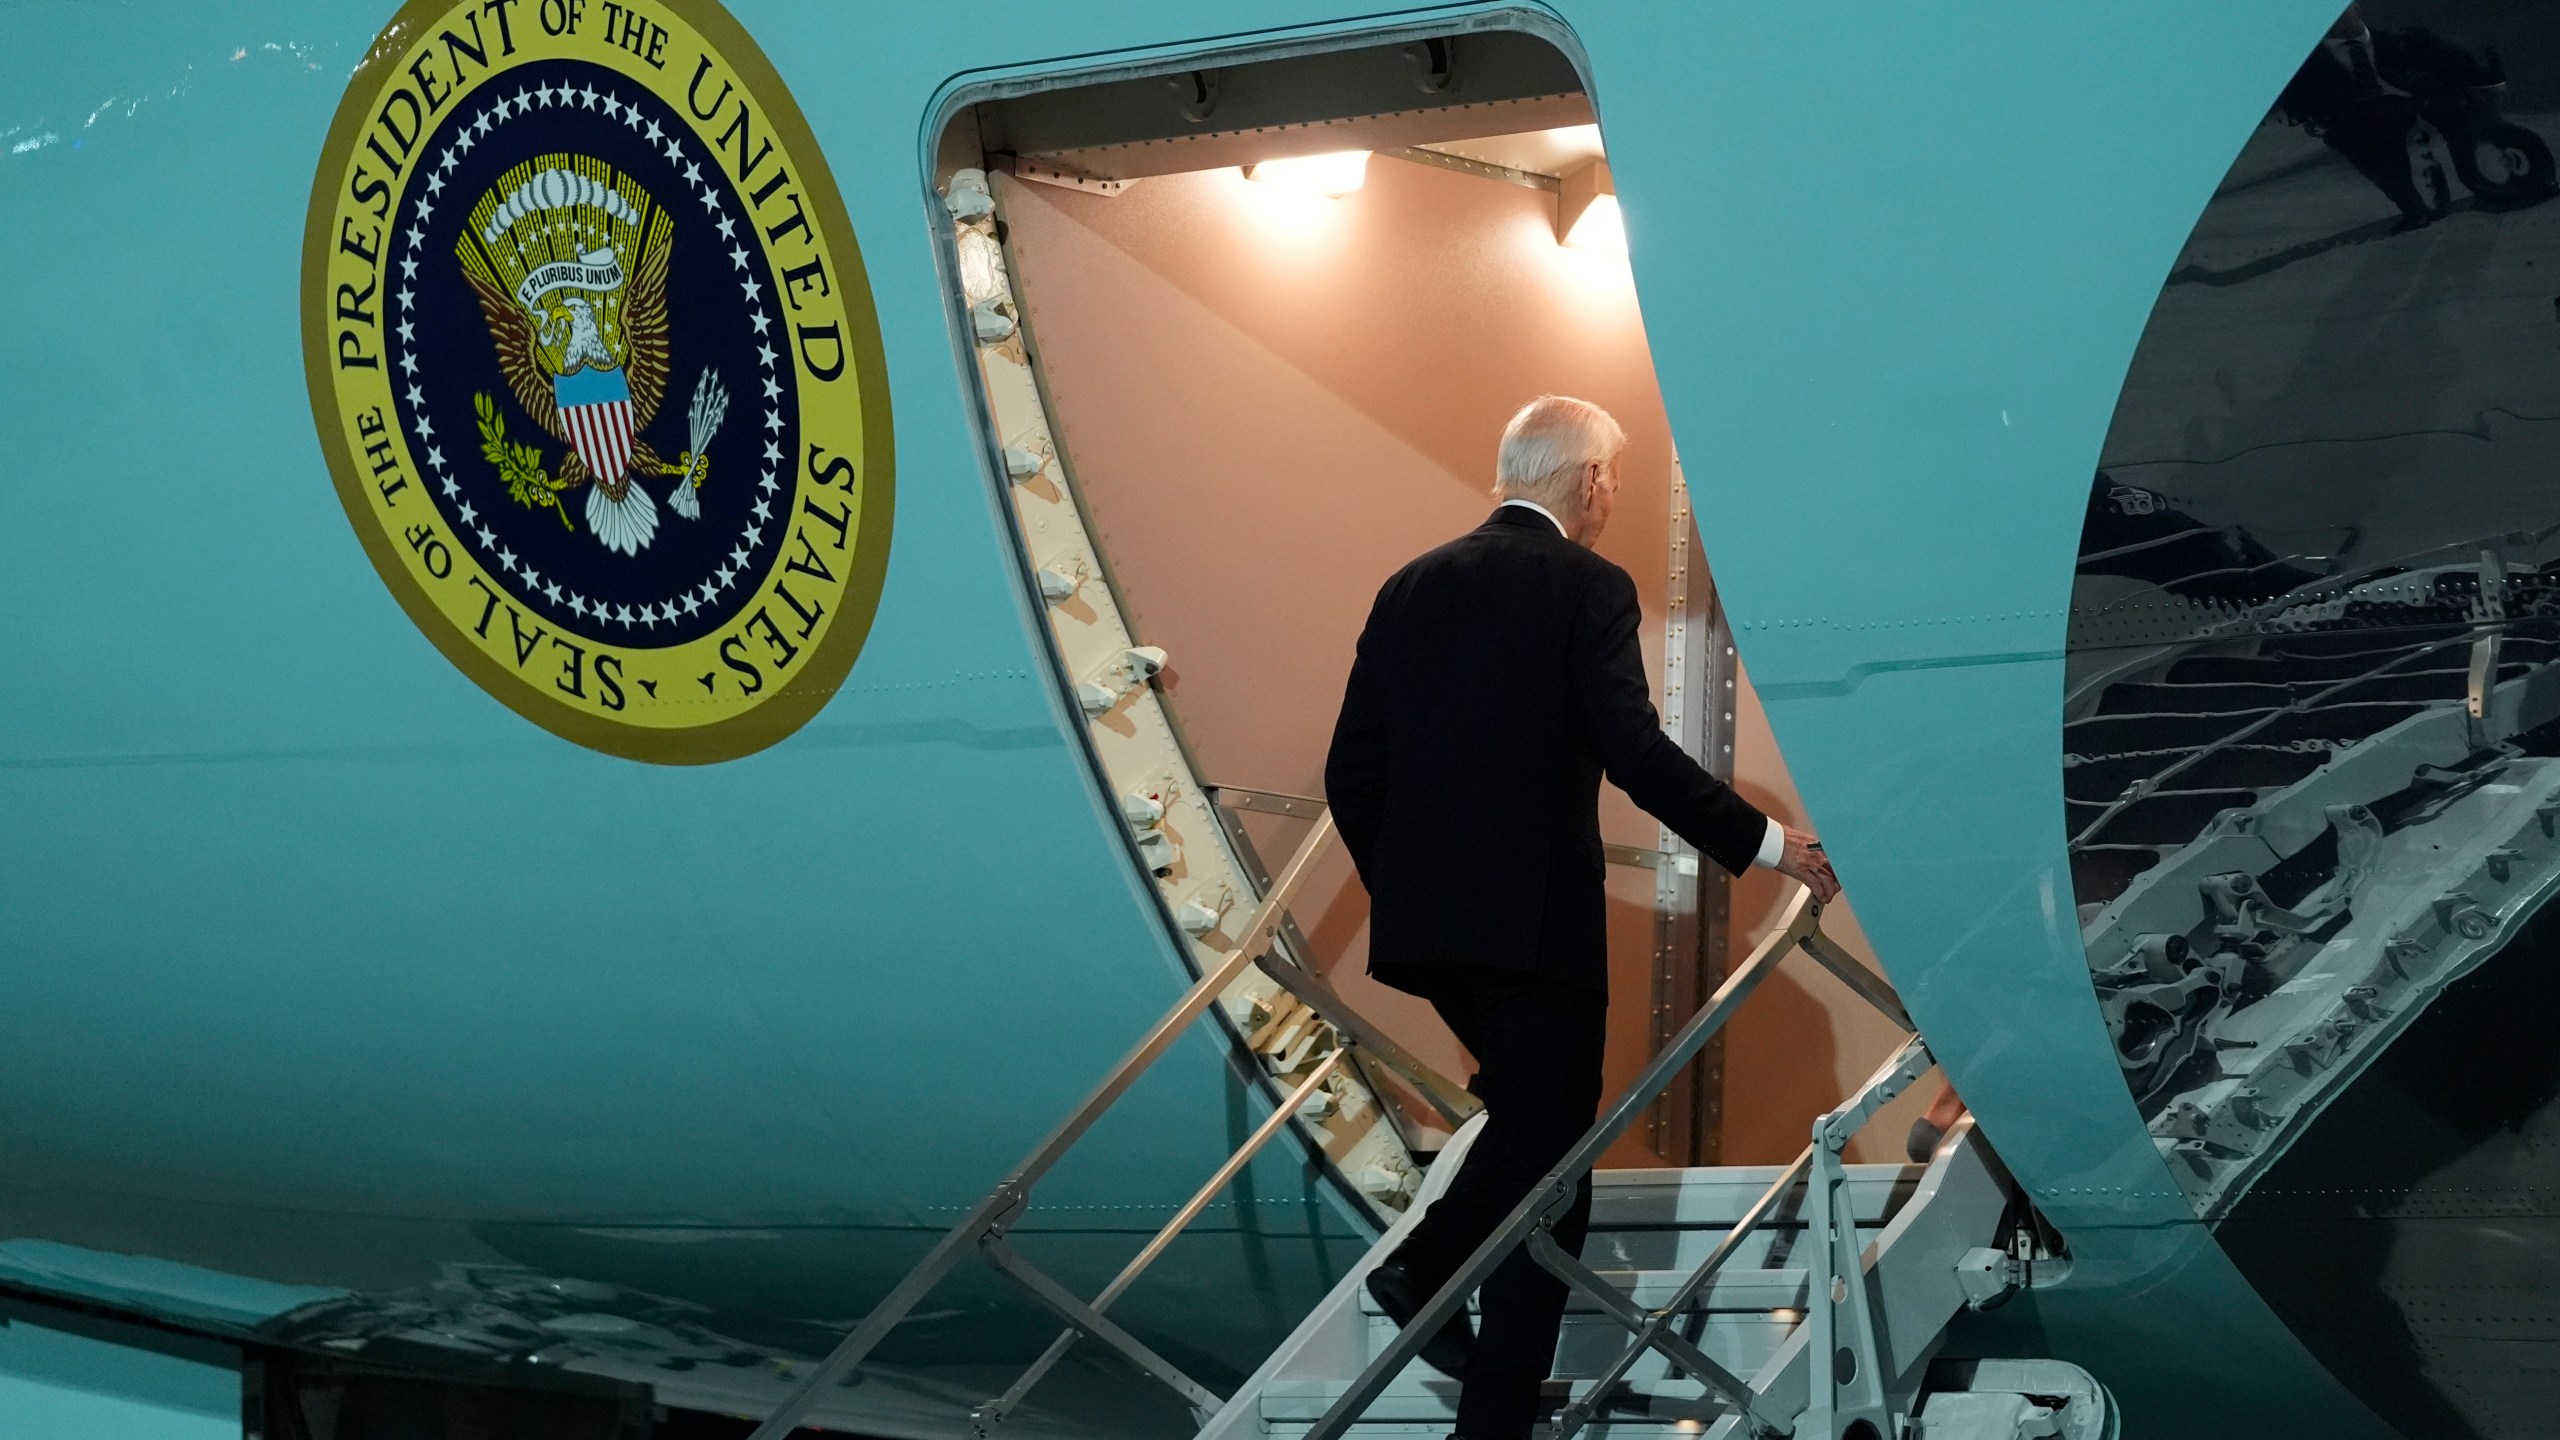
[305,0,891,763]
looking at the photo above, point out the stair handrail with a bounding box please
[745,808,1479,1440]
[1299,884,1928,1440]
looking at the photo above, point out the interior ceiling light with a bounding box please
[1243,150,1371,197]
[1556,159,1626,256]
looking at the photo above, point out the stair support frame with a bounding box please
[748,814,1459,1440]
[972,1047,1351,1434]
[981,1234,1226,1417]
[1801,1036,1936,1440]
[1528,1228,1762,1416]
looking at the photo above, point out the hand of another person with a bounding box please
[1775,825,1840,903]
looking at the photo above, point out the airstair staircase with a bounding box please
[1216,1116,2098,1440]
[743,812,2115,1440]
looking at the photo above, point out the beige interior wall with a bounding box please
[996,156,1927,1166]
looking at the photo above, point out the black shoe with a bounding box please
[1365,1262,1474,1381]
[1906,1116,1945,1164]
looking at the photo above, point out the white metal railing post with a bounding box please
[1799,1036,1933,1440]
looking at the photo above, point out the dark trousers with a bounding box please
[2323,98,2436,220]
[1383,969,1609,1440]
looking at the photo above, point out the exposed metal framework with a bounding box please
[1381,143,1561,192]
[1649,462,1737,1165]
[2069,542,2560,1216]
[972,27,1590,182]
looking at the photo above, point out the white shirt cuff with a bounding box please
[1751,817,1786,870]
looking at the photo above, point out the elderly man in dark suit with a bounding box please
[1326,395,1837,1440]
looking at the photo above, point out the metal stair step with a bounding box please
[1353,1267,1807,1316]
[1346,1267,1805,1384]
[1352,1317,1793,1384]
[1258,1376,1726,1434]
[1258,1376,1717,1420]
[1579,1209,1897,1272]
[1585,1163,1914,1230]
[1259,1414,1720,1424]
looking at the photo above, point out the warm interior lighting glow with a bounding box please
[1243,150,1371,197]
[1555,159,1625,257]
[1563,192,1627,255]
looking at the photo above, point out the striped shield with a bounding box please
[555,366,635,489]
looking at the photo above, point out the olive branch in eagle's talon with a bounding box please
[473,392,577,531]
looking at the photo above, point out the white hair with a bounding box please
[1493,395,1626,512]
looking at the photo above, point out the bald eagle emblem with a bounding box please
[458,155,729,555]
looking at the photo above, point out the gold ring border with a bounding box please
[300,0,896,766]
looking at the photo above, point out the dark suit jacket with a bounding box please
[2278,29,2479,130]
[1324,506,1770,994]
[2279,38,2393,130]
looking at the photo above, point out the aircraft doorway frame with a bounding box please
[917,4,1738,1169]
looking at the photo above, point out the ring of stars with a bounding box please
[391,72,791,635]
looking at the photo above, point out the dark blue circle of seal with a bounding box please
[385,58,791,649]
